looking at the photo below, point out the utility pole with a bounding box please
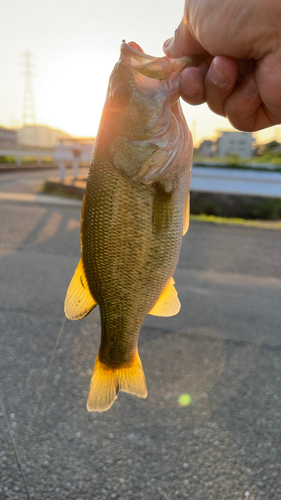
[21,51,38,146]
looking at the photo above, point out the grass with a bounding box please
[193,155,281,172]
[41,181,83,200]
[190,214,281,230]
[190,192,281,220]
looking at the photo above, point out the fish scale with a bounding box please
[82,155,183,367]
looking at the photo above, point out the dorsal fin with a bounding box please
[148,277,181,317]
[64,258,97,320]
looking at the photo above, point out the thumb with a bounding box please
[163,19,207,58]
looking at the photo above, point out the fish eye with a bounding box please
[111,84,131,108]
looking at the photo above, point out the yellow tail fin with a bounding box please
[87,351,147,412]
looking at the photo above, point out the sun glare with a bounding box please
[36,51,116,137]
[34,49,280,146]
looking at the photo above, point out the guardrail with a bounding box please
[191,167,281,198]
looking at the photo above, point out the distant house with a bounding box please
[0,126,18,148]
[198,139,214,157]
[270,144,281,154]
[215,131,253,158]
[16,125,74,148]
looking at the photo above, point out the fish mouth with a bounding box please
[120,41,198,81]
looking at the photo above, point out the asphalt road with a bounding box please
[0,173,281,500]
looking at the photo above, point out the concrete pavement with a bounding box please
[0,198,281,500]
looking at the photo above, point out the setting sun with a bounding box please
[36,50,116,137]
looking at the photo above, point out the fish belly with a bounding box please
[82,155,185,368]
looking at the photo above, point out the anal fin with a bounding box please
[183,191,190,236]
[64,258,97,320]
[87,350,147,412]
[149,277,181,317]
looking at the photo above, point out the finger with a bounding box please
[224,74,278,132]
[204,56,239,116]
[179,62,209,105]
[255,53,281,125]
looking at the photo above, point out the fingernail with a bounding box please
[163,37,173,49]
[243,76,257,95]
[209,63,227,86]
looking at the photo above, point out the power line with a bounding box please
[32,316,66,418]
[0,396,32,500]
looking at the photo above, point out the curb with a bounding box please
[0,192,82,207]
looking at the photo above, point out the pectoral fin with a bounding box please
[64,258,97,320]
[183,191,190,236]
[149,277,181,317]
[152,183,173,237]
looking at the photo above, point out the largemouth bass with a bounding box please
[65,41,194,412]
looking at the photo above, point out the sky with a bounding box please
[0,0,280,147]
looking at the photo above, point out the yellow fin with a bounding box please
[149,277,181,317]
[64,258,97,320]
[183,191,190,236]
[87,351,147,412]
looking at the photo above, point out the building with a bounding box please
[215,131,253,158]
[16,125,73,148]
[198,139,214,157]
[0,126,18,148]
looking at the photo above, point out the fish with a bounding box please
[64,41,194,412]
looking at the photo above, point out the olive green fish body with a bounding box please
[65,41,194,411]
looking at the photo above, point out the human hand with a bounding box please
[163,0,281,132]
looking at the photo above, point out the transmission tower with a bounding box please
[21,51,38,146]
